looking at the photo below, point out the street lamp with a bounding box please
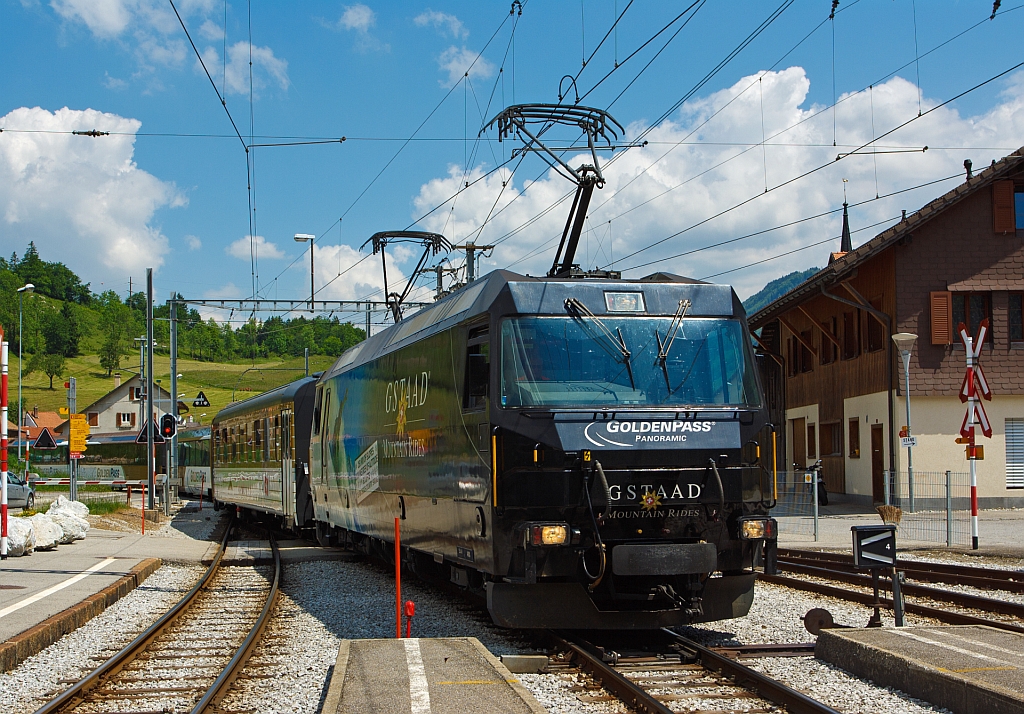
[892,332,918,512]
[17,283,34,479]
[294,234,316,313]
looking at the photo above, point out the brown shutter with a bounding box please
[993,180,1015,234]
[131,412,137,427]
[930,291,953,344]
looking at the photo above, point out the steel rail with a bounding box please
[663,630,843,714]
[759,572,1024,635]
[33,525,233,714]
[550,632,675,714]
[777,560,1024,619]
[192,532,281,713]
[779,549,1024,592]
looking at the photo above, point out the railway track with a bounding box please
[32,525,280,714]
[763,549,1024,634]
[550,630,840,714]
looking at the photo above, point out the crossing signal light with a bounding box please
[160,414,177,439]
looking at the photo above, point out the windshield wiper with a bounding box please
[565,297,635,389]
[655,299,691,392]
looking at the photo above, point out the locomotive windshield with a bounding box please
[500,316,761,408]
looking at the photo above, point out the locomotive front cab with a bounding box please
[486,280,777,629]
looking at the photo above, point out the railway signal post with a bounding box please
[1,326,8,559]
[959,319,992,551]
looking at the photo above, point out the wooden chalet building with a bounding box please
[750,148,1024,507]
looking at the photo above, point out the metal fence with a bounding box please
[884,470,972,547]
[771,471,821,539]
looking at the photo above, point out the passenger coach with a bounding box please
[211,377,317,530]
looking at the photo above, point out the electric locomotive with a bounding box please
[308,269,777,629]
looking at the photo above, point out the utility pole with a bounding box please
[450,242,494,283]
[146,268,155,511]
[431,265,459,299]
[168,294,177,517]
[365,302,371,338]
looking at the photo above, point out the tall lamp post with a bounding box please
[892,332,918,512]
[16,283,34,480]
[294,234,315,313]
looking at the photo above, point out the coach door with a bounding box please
[280,412,295,523]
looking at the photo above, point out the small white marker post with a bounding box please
[1,327,9,559]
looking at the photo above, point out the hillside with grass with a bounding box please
[742,267,820,317]
[0,243,364,420]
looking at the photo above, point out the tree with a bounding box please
[42,302,82,357]
[96,290,136,374]
[27,352,66,389]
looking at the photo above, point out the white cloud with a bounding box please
[103,72,127,90]
[226,235,285,261]
[0,106,182,280]
[340,4,374,32]
[414,10,467,39]
[310,243,405,301]
[51,0,132,37]
[185,234,201,251]
[198,41,289,96]
[436,46,494,88]
[198,18,222,41]
[413,67,1024,299]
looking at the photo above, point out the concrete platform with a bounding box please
[322,637,547,714]
[817,625,1024,714]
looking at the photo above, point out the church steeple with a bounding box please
[840,201,852,253]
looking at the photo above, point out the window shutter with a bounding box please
[930,291,953,345]
[131,412,137,427]
[993,180,1015,234]
[1007,419,1024,489]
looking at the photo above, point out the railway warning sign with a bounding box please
[135,419,166,445]
[33,427,57,450]
[852,525,897,568]
[193,391,211,408]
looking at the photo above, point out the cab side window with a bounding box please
[463,325,490,411]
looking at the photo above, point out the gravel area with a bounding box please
[519,671,628,713]
[0,563,205,714]
[153,500,221,541]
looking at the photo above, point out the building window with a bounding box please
[866,298,885,352]
[807,424,816,460]
[848,418,861,458]
[117,412,135,428]
[799,330,813,373]
[952,293,992,345]
[820,318,838,365]
[1007,418,1024,489]
[842,311,860,359]
[820,422,843,457]
[1016,187,1024,230]
[787,337,798,377]
[1010,294,1023,343]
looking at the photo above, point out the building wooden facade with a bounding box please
[750,148,1024,507]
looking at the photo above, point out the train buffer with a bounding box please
[322,637,546,713]
[817,624,1024,714]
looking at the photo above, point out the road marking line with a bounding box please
[404,638,431,714]
[889,629,1019,668]
[0,558,118,620]
[921,628,1024,659]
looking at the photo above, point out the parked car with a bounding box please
[5,473,35,510]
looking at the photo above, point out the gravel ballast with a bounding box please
[0,564,205,714]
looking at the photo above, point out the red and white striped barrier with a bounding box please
[2,326,8,560]
[29,479,148,486]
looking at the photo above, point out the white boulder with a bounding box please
[29,513,63,550]
[50,495,90,518]
[6,516,36,556]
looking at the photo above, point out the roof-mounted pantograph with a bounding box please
[360,231,452,322]
[482,104,629,279]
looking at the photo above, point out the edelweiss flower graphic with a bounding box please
[639,490,661,511]
[396,392,408,434]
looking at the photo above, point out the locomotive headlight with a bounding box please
[529,524,568,546]
[740,518,777,540]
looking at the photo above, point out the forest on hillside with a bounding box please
[0,244,366,386]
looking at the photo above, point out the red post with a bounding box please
[141,484,146,535]
[127,484,132,506]
[405,600,415,638]
[1,326,8,560]
[395,517,402,638]
[199,475,205,510]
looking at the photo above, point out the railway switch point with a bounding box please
[323,637,547,714]
[817,625,1024,714]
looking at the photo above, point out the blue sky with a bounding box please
[2,0,1023,326]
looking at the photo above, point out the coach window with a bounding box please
[463,325,490,411]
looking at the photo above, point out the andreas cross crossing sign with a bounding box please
[959,319,992,439]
